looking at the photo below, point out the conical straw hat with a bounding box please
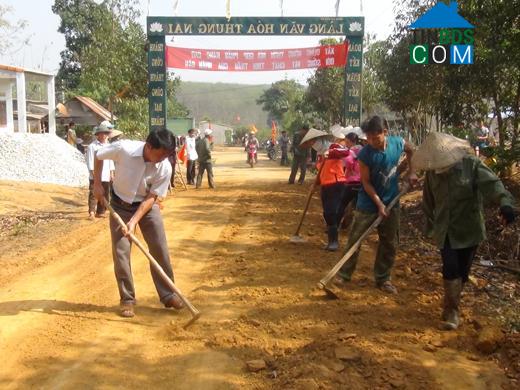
[299,128,328,146]
[413,132,472,171]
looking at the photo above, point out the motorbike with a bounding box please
[267,145,278,161]
[247,144,258,168]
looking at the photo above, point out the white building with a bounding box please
[198,121,233,145]
[0,64,56,134]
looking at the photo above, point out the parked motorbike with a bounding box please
[267,146,278,161]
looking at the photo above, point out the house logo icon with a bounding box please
[408,1,475,65]
[409,1,474,29]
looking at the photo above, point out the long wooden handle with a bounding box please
[293,161,326,236]
[106,202,200,319]
[318,183,410,289]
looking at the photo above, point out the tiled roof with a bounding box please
[75,96,117,121]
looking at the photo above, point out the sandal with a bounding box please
[378,281,398,294]
[120,303,135,318]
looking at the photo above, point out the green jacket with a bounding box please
[422,155,515,249]
[196,137,212,163]
[291,131,309,159]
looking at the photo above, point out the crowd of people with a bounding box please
[79,116,515,331]
[270,116,514,331]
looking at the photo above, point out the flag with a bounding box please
[178,143,187,164]
[250,124,258,134]
[271,120,277,143]
[226,0,231,20]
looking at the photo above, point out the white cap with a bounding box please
[354,126,366,140]
[342,125,354,136]
[329,124,346,140]
[204,129,213,136]
[98,120,114,133]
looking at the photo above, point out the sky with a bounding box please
[0,0,396,85]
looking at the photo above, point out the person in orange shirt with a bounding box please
[318,127,350,251]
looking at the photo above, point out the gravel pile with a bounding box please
[0,133,89,187]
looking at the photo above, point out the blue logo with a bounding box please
[408,1,475,65]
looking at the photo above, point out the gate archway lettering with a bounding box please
[147,16,364,132]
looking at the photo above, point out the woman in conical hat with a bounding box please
[415,131,516,331]
[316,125,349,251]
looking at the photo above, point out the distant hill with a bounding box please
[176,81,271,127]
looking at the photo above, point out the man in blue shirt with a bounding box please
[335,116,417,294]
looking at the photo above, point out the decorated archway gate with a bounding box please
[146,16,364,132]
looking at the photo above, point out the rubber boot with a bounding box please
[326,225,339,251]
[441,278,462,330]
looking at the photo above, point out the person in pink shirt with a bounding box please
[339,131,363,229]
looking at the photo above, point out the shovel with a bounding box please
[317,183,410,299]
[289,162,326,243]
[105,202,201,329]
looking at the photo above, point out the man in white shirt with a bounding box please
[93,128,183,318]
[86,124,114,219]
[185,128,198,185]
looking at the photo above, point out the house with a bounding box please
[0,64,56,134]
[198,121,233,145]
[56,96,117,126]
[409,1,474,29]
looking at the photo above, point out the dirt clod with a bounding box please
[246,359,267,372]
[476,326,504,354]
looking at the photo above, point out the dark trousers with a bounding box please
[321,183,347,226]
[338,207,400,283]
[289,156,307,183]
[280,149,289,166]
[440,238,477,283]
[109,202,175,305]
[340,184,361,225]
[89,180,110,214]
[186,160,196,184]
[196,161,215,188]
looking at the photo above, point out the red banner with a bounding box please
[165,42,349,72]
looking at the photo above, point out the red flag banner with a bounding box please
[271,120,277,143]
[177,143,187,164]
[165,42,349,72]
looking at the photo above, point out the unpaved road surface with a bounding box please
[0,147,514,389]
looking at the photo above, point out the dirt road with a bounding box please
[0,147,513,389]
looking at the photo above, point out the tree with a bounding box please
[256,79,306,133]
[52,0,108,91]
[362,36,389,116]
[53,0,188,138]
[166,77,190,119]
[257,79,305,122]
[53,0,147,104]
[75,0,147,106]
[305,38,345,127]
[0,5,28,56]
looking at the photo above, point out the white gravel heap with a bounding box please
[0,133,89,187]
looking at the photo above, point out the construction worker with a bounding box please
[288,124,310,184]
[93,128,183,318]
[414,132,515,330]
[196,129,215,189]
[334,116,417,294]
[317,126,350,251]
[86,123,114,219]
